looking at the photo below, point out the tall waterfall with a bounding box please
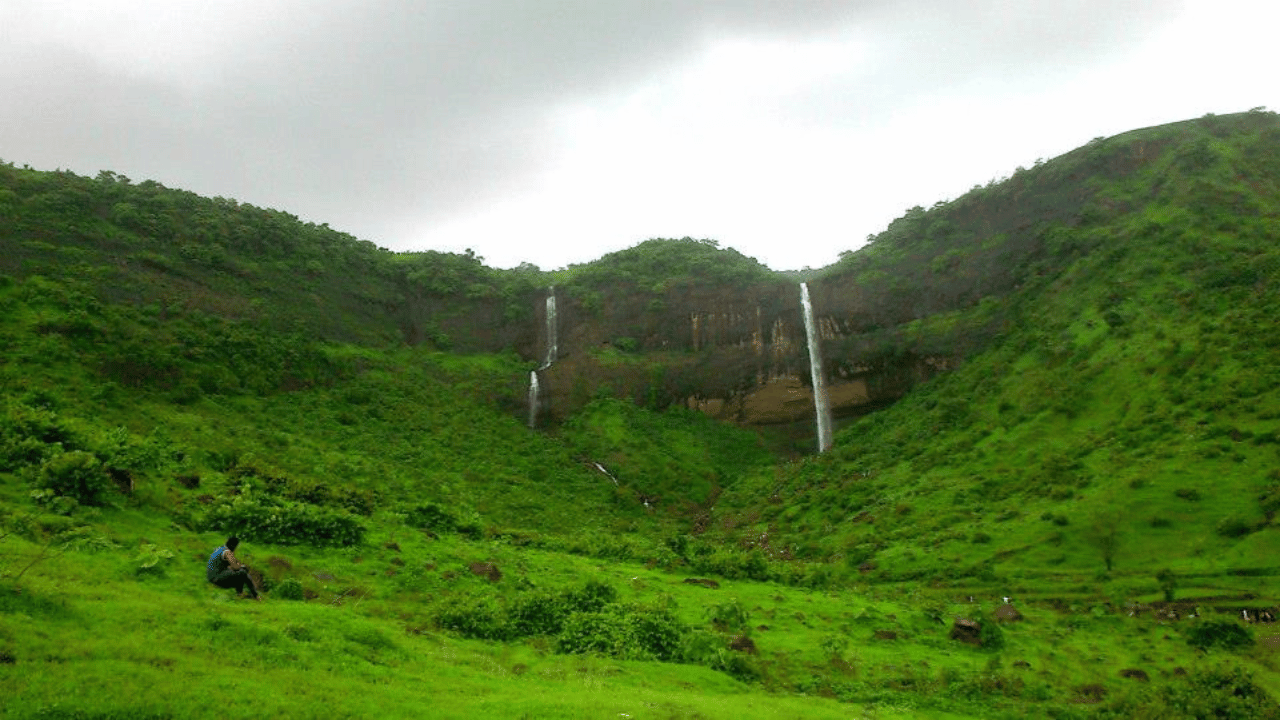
[542,289,558,369]
[800,282,833,453]
[529,287,557,429]
[527,371,540,429]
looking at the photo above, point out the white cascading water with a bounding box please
[527,371,539,429]
[800,282,833,453]
[529,288,557,429]
[542,289,557,368]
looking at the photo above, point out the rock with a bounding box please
[1075,684,1107,703]
[950,617,982,645]
[1120,668,1149,682]
[468,562,502,582]
[993,603,1023,622]
[873,630,898,641]
[728,634,757,654]
[683,577,720,589]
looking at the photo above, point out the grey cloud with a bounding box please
[0,1,1190,253]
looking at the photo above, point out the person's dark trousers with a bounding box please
[210,568,259,598]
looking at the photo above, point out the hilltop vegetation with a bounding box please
[4,111,1280,718]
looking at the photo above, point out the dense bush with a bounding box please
[274,578,305,600]
[404,501,483,538]
[1185,620,1254,651]
[201,495,366,547]
[555,603,687,662]
[0,403,82,472]
[33,450,114,506]
[437,581,619,642]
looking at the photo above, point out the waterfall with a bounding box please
[800,282,833,453]
[527,371,540,429]
[529,287,557,429]
[542,288,557,368]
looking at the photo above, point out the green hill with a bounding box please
[3,110,1280,719]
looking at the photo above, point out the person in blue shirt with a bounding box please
[206,536,261,601]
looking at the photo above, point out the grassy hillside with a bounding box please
[709,110,1280,585]
[4,111,1280,718]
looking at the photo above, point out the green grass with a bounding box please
[5,112,1280,717]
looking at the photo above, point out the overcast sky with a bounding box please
[2,1,1276,271]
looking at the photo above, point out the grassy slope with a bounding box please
[5,112,1280,718]
[710,111,1280,587]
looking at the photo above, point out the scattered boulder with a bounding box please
[1013,660,1031,669]
[1120,668,1150,682]
[873,630,898,641]
[950,617,982,646]
[683,577,720,589]
[1074,684,1107,704]
[993,603,1024,623]
[858,562,877,574]
[469,562,502,582]
[728,634,757,654]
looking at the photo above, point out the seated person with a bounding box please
[206,536,261,601]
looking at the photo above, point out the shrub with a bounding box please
[274,578,305,601]
[1156,667,1280,719]
[705,598,751,633]
[33,450,114,506]
[1215,516,1254,538]
[202,496,366,547]
[1175,487,1203,501]
[436,581,620,642]
[404,501,482,538]
[0,404,81,472]
[435,595,508,641]
[1156,568,1178,602]
[555,602,687,662]
[978,618,1006,651]
[1186,619,1254,651]
[556,610,630,656]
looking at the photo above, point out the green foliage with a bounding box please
[1185,620,1254,651]
[977,618,1005,651]
[33,451,114,507]
[200,495,365,547]
[0,403,81,472]
[555,602,687,662]
[404,501,482,538]
[704,598,751,634]
[560,237,776,293]
[274,578,305,600]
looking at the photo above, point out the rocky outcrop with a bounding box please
[526,278,963,431]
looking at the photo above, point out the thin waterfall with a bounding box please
[542,288,557,369]
[800,282,833,453]
[529,287,557,429]
[527,371,539,429]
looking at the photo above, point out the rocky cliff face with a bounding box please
[525,278,959,432]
